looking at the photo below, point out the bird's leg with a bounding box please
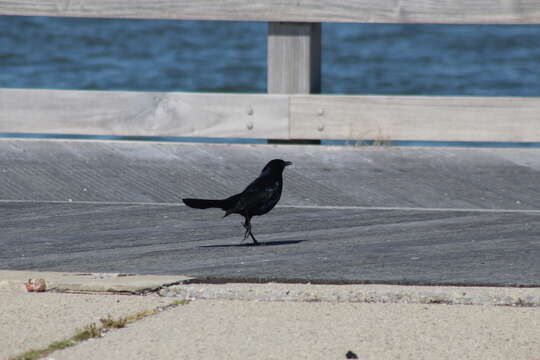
[248,231,259,245]
[242,224,250,242]
[241,218,250,243]
[245,217,259,245]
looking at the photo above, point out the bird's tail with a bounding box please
[182,198,226,209]
[183,195,239,211]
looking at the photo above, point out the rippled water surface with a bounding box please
[2,16,540,96]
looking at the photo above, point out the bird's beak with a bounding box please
[285,161,292,166]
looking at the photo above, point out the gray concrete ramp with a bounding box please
[0,139,539,286]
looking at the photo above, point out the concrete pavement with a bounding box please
[2,271,539,360]
[0,279,171,359]
[51,299,540,360]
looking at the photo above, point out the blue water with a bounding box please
[1,16,540,145]
[2,16,540,95]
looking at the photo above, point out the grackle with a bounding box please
[183,159,292,245]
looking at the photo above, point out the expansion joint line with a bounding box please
[1,199,540,214]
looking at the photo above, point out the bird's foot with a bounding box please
[249,232,260,245]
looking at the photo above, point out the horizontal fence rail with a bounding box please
[290,95,540,142]
[2,0,540,24]
[3,89,540,142]
[2,3,540,143]
[0,89,289,139]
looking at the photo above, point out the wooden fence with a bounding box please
[2,0,540,142]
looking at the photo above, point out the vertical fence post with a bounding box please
[267,22,321,143]
[268,22,321,94]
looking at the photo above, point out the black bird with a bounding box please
[182,159,292,245]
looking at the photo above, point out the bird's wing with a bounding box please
[231,175,280,213]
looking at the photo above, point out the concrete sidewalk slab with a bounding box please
[161,283,540,307]
[0,286,171,360]
[0,270,192,294]
[51,299,540,360]
[2,271,539,360]
[3,270,539,307]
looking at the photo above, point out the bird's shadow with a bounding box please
[200,239,305,248]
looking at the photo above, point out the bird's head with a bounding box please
[261,159,292,175]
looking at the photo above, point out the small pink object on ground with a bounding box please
[25,279,47,292]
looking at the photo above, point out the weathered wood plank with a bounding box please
[267,22,321,94]
[2,139,540,210]
[2,0,540,24]
[0,88,289,139]
[1,140,539,285]
[4,89,540,142]
[290,95,540,142]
